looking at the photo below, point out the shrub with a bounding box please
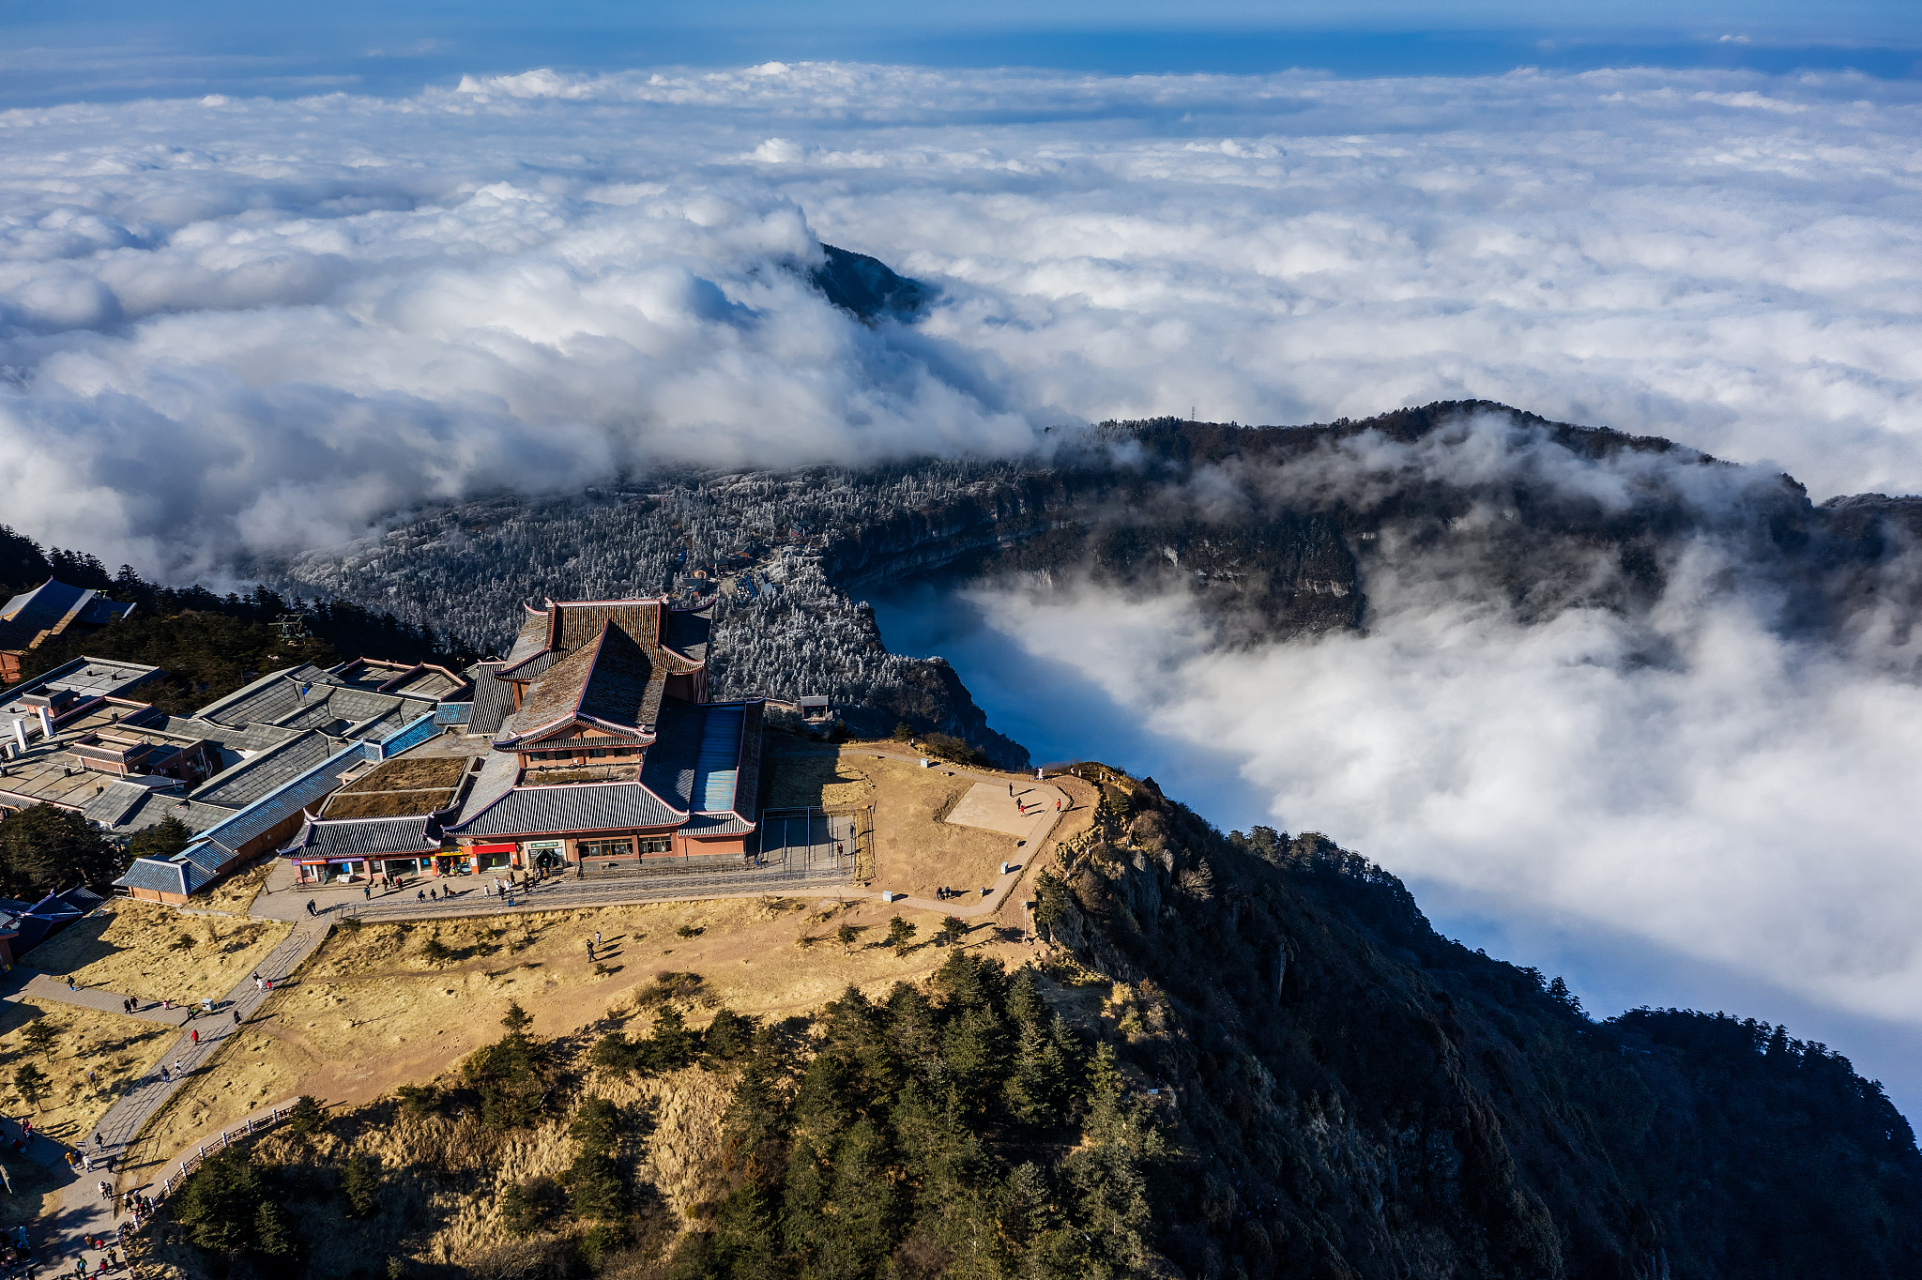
[887,916,917,956]
[703,1008,754,1063]
[12,1064,48,1110]
[421,937,453,967]
[501,1176,566,1236]
[342,1156,380,1218]
[286,1095,326,1137]
[395,1084,437,1121]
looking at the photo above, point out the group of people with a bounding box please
[0,1225,32,1277]
[61,1148,105,1175]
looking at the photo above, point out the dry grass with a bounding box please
[762,747,874,809]
[23,899,292,1006]
[199,863,272,915]
[133,1043,734,1280]
[320,788,458,818]
[118,890,1036,1197]
[0,1000,172,1144]
[337,756,468,793]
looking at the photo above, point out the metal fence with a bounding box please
[759,807,863,878]
[155,1103,292,1200]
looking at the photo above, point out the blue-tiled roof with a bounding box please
[695,705,743,811]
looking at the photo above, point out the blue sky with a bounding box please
[3,0,1920,107]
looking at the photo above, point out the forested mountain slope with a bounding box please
[268,403,1922,762]
[145,768,1921,1280]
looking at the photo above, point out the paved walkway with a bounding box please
[48,917,330,1272]
[1,972,200,1028]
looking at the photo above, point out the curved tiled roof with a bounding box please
[449,780,682,838]
[281,814,444,859]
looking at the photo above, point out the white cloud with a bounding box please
[915,414,1922,1104]
[2,62,1919,571]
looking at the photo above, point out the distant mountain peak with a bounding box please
[808,244,928,321]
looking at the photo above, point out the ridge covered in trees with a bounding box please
[147,775,1921,1280]
[1,524,475,709]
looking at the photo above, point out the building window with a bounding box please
[639,836,672,855]
[579,839,632,859]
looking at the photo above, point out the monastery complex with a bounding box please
[0,593,764,903]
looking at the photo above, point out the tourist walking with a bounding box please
[305,899,317,917]
[232,1010,241,1026]
[190,1029,199,1046]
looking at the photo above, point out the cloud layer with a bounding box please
[3,62,1921,574]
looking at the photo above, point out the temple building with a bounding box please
[279,598,762,885]
[0,580,135,683]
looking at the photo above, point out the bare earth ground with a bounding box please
[23,899,291,1008]
[765,743,1081,900]
[0,1000,173,1144]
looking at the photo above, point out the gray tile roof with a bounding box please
[450,780,682,838]
[114,859,188,896]
[281,815,443,859]
[681,811,757,837]
[111,789,234,836]
[194,666,437,742]
[504,610,552,665]
[660,607,712,663]
[191,733,335,809]
[194,664,330,724]
[137,714,303,756]
[468,662,513,735]
[638,698,703,810]
[80,778,166,827]
[641,698,761,823]
[194,741,365,857]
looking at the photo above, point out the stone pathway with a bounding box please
[48,916,330,1272]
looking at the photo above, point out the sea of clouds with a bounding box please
[2,61,1920,573]
[7,60,1922,1101]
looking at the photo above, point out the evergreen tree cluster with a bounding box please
[664,952,1163,1280]
[3,523,474,708]
[0,804,119,898]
